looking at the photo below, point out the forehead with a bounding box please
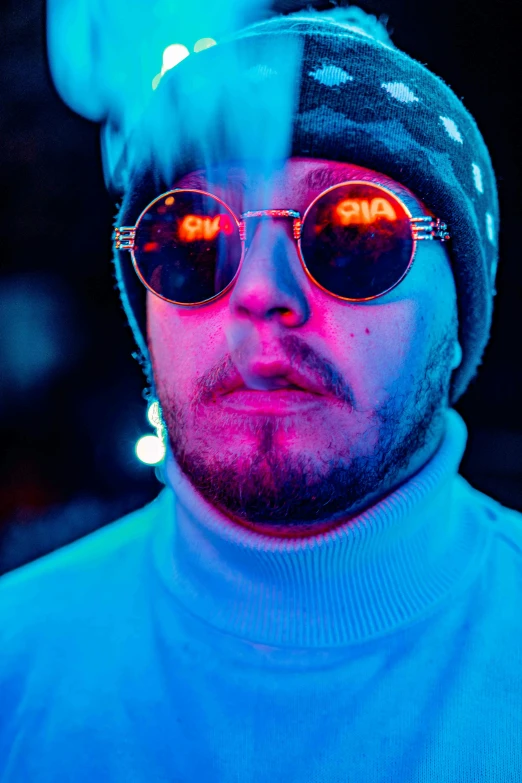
[173,157,430,216]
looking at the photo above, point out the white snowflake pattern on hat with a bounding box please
[246,64,278,82]
[309,64,353,87]
[472,163,484,194]
[440,116,463,143]
[381,82,419,103]
[486,212,495,244]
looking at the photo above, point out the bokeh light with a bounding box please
[193,37,217,53]
[135,434,166,465]
[147,400,162,428]
[161,43,190,74]
[152,42,191,89]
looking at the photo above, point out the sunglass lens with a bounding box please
[300,183,414,300]
[133,191,242,304]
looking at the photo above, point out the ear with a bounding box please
[450,341,463,370]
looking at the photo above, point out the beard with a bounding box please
[151,323,455,534]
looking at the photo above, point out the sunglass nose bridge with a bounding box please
[239,209,302,242]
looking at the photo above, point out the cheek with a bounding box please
[323,298,436,403]
[359,249,456,391]
[147,294,222,392]
[371,302,431,381]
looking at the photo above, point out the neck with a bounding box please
[152,409,486,647]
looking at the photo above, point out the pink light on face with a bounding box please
[334,197,397,225]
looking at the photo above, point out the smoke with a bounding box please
[120,27,303,195]
[46,0,303,195]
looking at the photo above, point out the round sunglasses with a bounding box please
[114,180,450,306]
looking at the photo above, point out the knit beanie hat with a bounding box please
[113,6,499,406]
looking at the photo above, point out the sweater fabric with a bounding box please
[1,408,521,782]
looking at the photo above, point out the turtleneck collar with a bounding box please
[152,408,489,647]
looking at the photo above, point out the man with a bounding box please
[1,6,521,782]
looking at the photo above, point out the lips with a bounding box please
[227,381,320,394]
[218,387,324,414]
[216,363,326,397]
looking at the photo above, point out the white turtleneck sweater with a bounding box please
[1,408,521,782]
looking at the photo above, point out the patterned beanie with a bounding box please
[113,8,499,405]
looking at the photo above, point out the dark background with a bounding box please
[1,0,521,575]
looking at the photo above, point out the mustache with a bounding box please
[196,334,355,407]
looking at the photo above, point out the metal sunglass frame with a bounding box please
[114,180,450,307]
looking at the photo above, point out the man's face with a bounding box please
[147,158,460,537]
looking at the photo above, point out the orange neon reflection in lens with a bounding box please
[334,198,397,225]
[178,214,234,242]
[143,241,159,252]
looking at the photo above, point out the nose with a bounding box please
[227,217,310,327]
